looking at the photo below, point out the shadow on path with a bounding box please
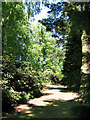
[2,83,90,119]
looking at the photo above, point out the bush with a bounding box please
[2,55,43,111]
[43,70,60,83]
[13,63,43,97]
[2,88,32,112]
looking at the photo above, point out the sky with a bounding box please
[33,4,50,24]
[34,0,64,23]
[23,0,61,24]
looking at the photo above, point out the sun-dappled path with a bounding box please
[26,84,79,107]
[3,83,81,119]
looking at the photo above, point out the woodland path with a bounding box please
[3,83,80,119]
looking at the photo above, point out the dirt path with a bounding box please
[3,83,80,119]
[26,84,79,107]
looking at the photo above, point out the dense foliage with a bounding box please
[40,2,90,104]
[2,1,65,111]
[2,1,90,116]
[2,2,43,111]
[2,50,43,111]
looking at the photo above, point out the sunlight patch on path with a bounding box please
[15,104,32,112]
[15,84,79,112]
[45,84,67,88]
[27,84,79,107]
[3,84,81,119]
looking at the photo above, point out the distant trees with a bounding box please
[27,22,65,77]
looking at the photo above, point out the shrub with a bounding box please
[2,88,32,112]
[43,70,60,83]
[13,63,43,97]
[2,55,43,111]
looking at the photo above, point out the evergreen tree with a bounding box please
[39,2,90,103]
[62,25,82,92]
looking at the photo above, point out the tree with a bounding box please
[62,25,82,92]
[65,2,90,102]
[39,1,90,103]
[39,2,71,44]
[27,22,65,75]
[25,0,42,20]
[2,2,44,110]
[2,2,31,61]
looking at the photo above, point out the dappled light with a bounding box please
[27,84,79,106]
[2,1,90,119]
[44,84,67,88]
[15,105,32,112]
[3,84,80,119]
